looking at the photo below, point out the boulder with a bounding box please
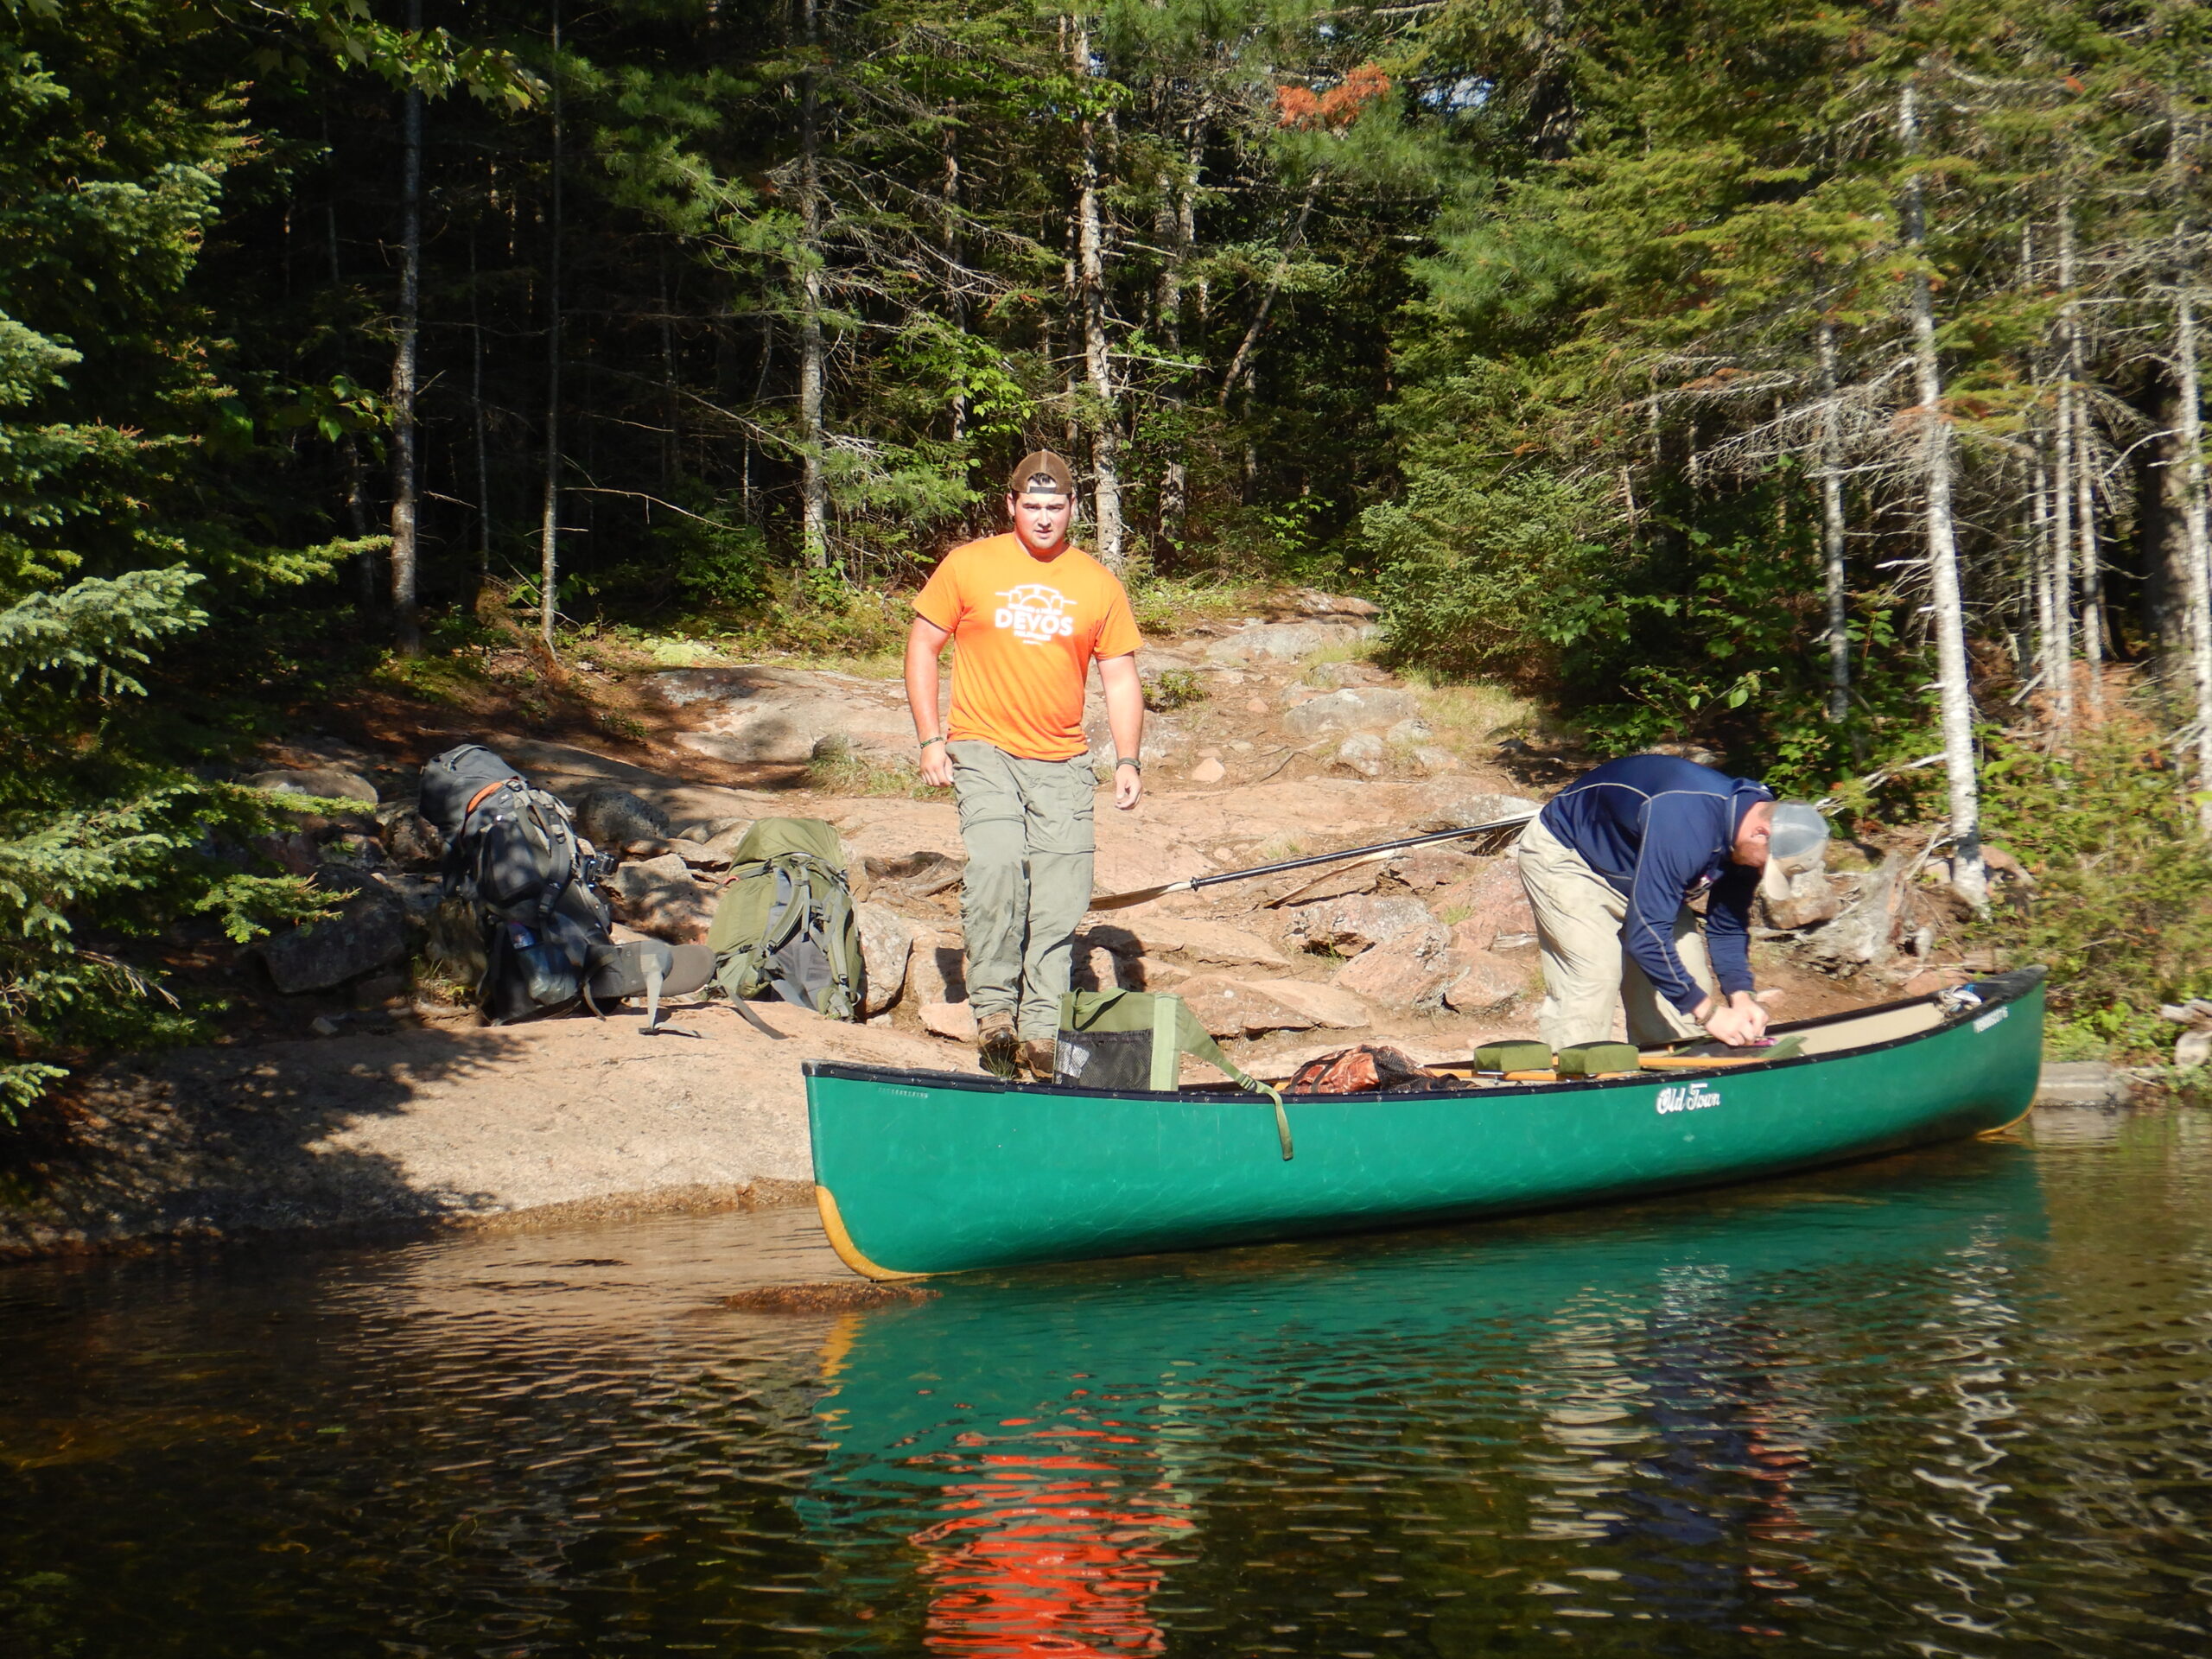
[1103,917,1290,970]
[574,787,671,848]
[1202,620,1376,664]
[1757,868,1843,931]
[1291,589,1382,620]
[317,830,385,869]
[1173,974,1317,1039]
[671,839,734,872]
[1244,978,1370,1030]
[256,887,408,994]
[1332,925,1457,1009]
[374,804,444,870]
[1308,659,1390,689]
[2034,1061,2132,1109]
[1408,784,1542,831]
[863,849,966,905]
[920,1001,978,1042]
[855,903,913,1017]
[1391,845,1484,893]
[608,853,714,944]
[1442,949,1529,1014]
[1335,733,1386,777]
[1282,687,1422,737]
[245,766,380,806]
[905,931,969,1007]
[1800,854,1907,968]
[1435,860,1538,951]
[1410,746,1461,776]
[1268,860,1382,905]
[250,830,321,877]
[1189,755,1227,785]
[1285,895,1436,957]
[1385,718,1433,746]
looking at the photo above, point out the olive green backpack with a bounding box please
[707,818,865,1020]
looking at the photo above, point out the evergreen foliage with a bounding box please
[1,0,2211,1091]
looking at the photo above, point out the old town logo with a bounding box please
[1655,1080,1722,1116]
[995,582,1077,645]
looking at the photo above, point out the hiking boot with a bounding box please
[976,1011,1020,1080]
[1020,1039,1058,1083]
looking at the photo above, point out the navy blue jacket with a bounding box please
[1537,755,1774,1014]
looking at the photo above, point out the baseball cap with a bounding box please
[1007,450,1075,499]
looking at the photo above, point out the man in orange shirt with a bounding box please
[906,451,1145,1079]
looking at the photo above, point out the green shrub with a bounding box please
[1367,469,1612,682]
[1976,719,2212,1047]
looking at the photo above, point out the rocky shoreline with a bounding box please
[10,599,2012,1260]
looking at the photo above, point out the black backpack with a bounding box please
[421,744,620,1024]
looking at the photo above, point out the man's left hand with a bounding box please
[1114,764,1143,810]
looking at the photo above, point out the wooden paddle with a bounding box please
[1087,812,1537,912]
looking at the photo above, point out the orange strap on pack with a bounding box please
[462,779,508,818]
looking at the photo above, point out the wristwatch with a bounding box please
[919,736,945,751]
[1116,756,1142,772]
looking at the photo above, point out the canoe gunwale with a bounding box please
[801,966,2047,1105]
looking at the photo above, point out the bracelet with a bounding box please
[919,736,945,752]
[1116,756,1142,772]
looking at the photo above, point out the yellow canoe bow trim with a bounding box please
[814,1184,929,1282]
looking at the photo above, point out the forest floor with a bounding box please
[3,593,1947,1261]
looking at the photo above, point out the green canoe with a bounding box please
[804,966,2046,1279]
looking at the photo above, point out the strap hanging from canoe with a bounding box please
[1263,1084,1294,1161]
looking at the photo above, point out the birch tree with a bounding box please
[1898,72,1986,907]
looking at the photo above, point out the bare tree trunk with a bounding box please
[658,251,678,491]
[2052,372,2076,729]
[2179,262,2212,829]
[797,0,830,569]
[1155,111,1202,550]
[1072,17,1123,569]
[1900,78,1986,908]
[942,111,966,445]
[469,226,490,607]
[2032,447,2056,700]
[538,2,563,652]
[1817,317,1849,722]
[2060,199,2102,712]
[1219,170,1321,410]
[388,0,424,656]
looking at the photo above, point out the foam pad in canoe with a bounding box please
[1474,1039,1552,1073]
[1554,1041,1642,1077]
[1644,1033,1806,1066]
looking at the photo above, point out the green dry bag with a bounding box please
[1053,989,1293,1159]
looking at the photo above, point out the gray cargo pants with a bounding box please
[1515,815,1715,1050]
[949,741,1096,1042]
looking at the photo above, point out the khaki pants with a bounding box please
[950,741,1096,1042]
[1515,816,1716,1050]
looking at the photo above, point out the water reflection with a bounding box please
[4,1128,2212,1656]
[806,1149,2063,1652]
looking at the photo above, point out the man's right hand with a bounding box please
[1696,991,1769,1047]
[918,741,955,789]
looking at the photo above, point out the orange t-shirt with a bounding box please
[913,533,1141,760]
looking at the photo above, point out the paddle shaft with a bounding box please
[1091,811,1535,910]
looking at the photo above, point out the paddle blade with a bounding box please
[1085,880,1186,912]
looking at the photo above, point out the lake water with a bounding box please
[3,1108,2209,1657]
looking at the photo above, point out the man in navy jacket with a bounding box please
[1515,753,1777,1049]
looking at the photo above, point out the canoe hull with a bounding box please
[804,975,2044,1278]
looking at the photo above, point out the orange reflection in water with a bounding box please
[907,1425,1191,1657]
